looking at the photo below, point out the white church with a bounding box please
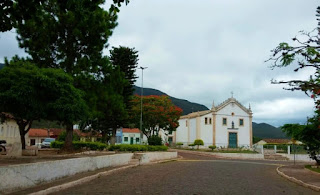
[173,96,253,148]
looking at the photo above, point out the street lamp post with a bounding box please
[139,66,147,144]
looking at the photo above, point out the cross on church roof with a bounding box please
[231,91,233,98]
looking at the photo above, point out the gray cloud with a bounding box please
[1,0,318,126]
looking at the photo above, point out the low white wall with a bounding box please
[175,149,264,159]
[0,153,133,193]
[212,153,264,159]
[139,152,177,164]
[279,154,313,162]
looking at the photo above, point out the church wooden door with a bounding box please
[228,132,237,148]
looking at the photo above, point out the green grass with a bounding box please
[305,165,320,173]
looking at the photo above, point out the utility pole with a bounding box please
[139,66,147,144]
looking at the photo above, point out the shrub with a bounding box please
[51,141,64,149]
[209,145,216,151]
[188,143,195,149]
[194,139,204,149]
[57,131,80,141]
[148,135,162,146]
[108,144,168,152]
[176,142,183,148]
[50,141,107,151]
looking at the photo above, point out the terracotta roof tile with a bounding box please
[262,139,291,144]
[29,129,49,137]
[122,128,141,133]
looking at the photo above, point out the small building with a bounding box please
[122,128,141,145]
[28,128,49,146]
[255,139,302,146]
[80,130,101,142]
[175,96,253,148]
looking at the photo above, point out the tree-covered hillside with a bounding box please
[134,86,209,115]
[252,122,288,139]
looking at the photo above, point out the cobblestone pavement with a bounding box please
[52,152,318,195]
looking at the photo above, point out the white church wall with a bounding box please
[176,118,189,144]
[199,113,213,147]
[215,103,250,148]
[189,118,197,143]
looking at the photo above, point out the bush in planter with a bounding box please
[209,145,216,151]
[188,143,195,149]
[194,139,204,149]
[176,142,183,148]
[148,135,162,146]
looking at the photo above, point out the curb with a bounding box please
[28,164,138,195]
[276,166,320,192]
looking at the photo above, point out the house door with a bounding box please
[130,137,134,145]
[229,132,237,148]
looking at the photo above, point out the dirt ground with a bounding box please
[0,149,116,166]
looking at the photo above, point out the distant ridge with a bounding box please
[133,86,209,115]
[252,122,288,139]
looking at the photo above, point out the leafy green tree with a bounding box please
[1,0,130,150]
[0,60,87,149]
[268,7,320,165]
[281,120,320,165]
[110,46,139,111]
[130,95,183,139]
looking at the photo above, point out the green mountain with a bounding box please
[252,122,288,139]
[133,86,209,115]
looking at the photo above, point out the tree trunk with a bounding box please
[19,128,26,150]
[64,123,73,151]
[101,131,107,144]
[110,128,117,145]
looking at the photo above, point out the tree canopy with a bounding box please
[0,0,130,150]
[269,6,320,164]
[110,46,139,111]
[130,95,182,138]
[0,59,88,149]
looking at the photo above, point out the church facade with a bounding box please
[174,97,253,148]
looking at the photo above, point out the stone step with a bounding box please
[264,154,289,161]
[129,158,140,165]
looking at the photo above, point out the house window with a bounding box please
[136,138,140,143]
[231,112,234,116]
[239,119,244,126]
[124,137,128,142]
[209,118,212,124]
[168,137,173,142]
[205,117,208,125]
[186,120,188,127]
[223,118,227,126]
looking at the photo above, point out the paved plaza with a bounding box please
[51,152,318,195]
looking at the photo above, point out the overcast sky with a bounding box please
[0,1,318,127]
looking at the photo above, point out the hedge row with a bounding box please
[51,141,107,151]
[108,144,168,152]
[50,142,168,152]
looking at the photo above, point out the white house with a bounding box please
[0,116,28,145]
[175,97,253,148]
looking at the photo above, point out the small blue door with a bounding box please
[229,133,237,148]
